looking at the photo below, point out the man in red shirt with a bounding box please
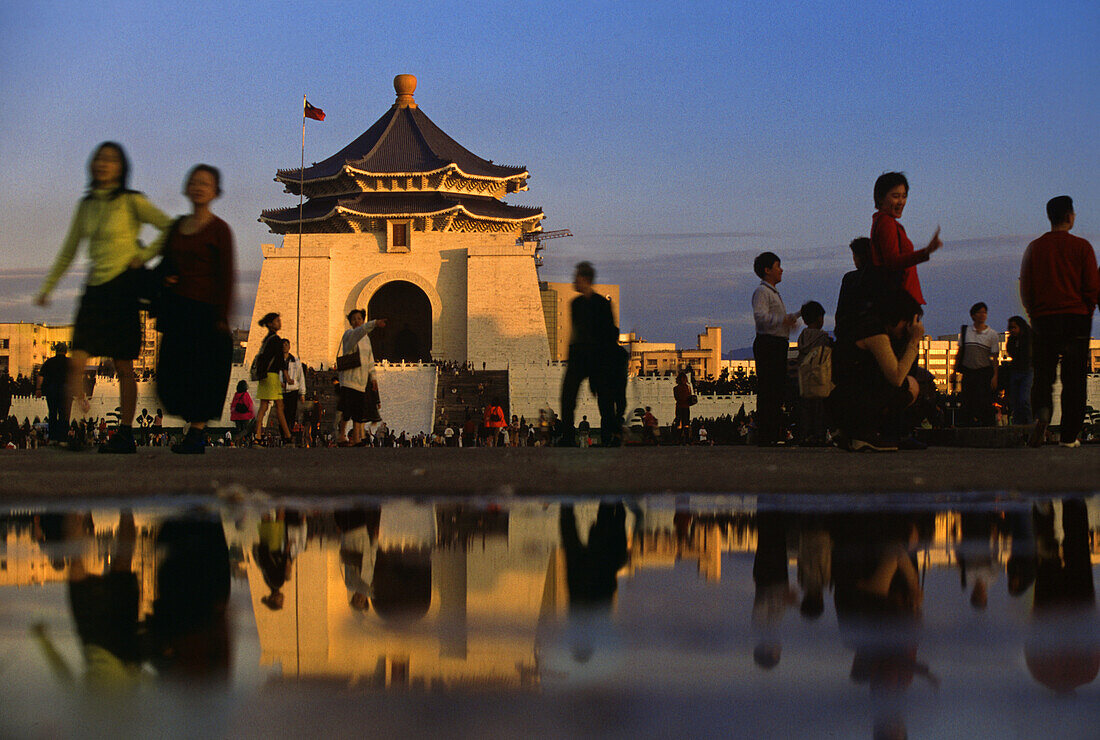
[1020,196,1099,447]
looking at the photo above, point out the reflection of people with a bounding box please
[64,511,143,687]
[334,507,381,611]
[752,510,795,668]
[560,503,628,611]
[253,512,295,610]
[155,164,235,454]
[1025,498,1098,693]
[832,514,935,740]
[954,512,1000,609]
[149,516,231,680]
[372,502,435,622]
[797,520,831,620]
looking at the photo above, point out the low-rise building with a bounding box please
[0,313,159,378]
[622,326,722,380]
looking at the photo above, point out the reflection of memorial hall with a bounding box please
[3,501,1098,693]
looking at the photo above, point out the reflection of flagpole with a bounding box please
[297,94,306,355]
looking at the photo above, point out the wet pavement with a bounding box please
[0,445,1098,501]
[1,493,1097,738]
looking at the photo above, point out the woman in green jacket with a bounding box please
[35,142,170,452]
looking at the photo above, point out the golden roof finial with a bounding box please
[394,74,417,109]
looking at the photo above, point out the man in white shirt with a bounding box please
[280,339,307,432]
[338,309,387,446]
[751,252,800,446]
[952,302,1000,427]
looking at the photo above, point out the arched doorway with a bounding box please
[367,281,432,362]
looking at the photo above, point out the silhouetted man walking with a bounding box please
[558,262,622,446]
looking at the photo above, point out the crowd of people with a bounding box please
[744,175,1097,451]
[15,147,1098,454]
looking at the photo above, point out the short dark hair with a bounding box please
[801,300,825,324]
[54,343,68,356]
[969,302,987,317]
[849,237,872,266]
[1046,195,1073,226]
[875,289,923,325]
[258,312,280,328]
[574,261,595,283]
[185,163,222,196]
[873,171,908,208]
[753,252,780,278]
[346,308,366,322]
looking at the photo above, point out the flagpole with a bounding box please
[297,94,306,356]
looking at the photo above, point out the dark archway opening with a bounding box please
[367,281,432,362]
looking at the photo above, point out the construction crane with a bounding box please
[517,229,572,267]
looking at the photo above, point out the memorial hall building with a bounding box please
[248,75,554,371]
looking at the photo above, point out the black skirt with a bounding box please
[71,270,143,360]
[156,293,232,422]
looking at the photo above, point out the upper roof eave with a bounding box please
[274,162,529,186]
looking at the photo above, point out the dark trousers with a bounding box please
[45,389,69,442]
[560,347,618,444]
[959,366,995,427]
[753,335,788,444]
[282,392,299,429]
[1031,314,1091,443]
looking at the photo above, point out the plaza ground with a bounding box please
[0,445,1096,503]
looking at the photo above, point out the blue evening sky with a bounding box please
[1,0,1096,347]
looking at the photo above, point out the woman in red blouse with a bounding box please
[155,164,235,453]
[870,172,943,305]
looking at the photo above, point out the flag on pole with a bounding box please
[304,100,325,121]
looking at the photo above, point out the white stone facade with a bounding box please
[246,230,549,372]
[507,363,756,427]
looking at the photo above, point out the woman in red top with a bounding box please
[155,164,235,454]
[870,172,943,305]
[483,400,507,447]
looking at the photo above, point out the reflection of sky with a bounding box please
[1,1,1096,345]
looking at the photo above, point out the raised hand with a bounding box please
[926,226,942,254]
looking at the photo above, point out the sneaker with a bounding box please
[1058,440,1081,449]
[99,429,136,454]
[849,437,898,452]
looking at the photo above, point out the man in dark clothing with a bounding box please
[1020,196,1098,447]
[558,262,623,446]
[834,237,892,343]
[36,343,71,444]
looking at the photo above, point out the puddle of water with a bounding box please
[1,494,1097,739]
